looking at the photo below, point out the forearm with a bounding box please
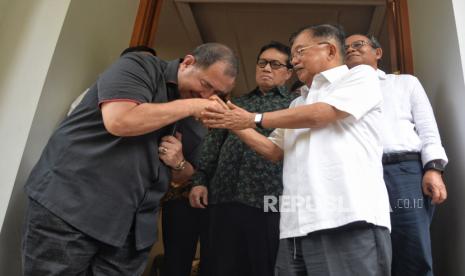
[261,103,348,129]
[171,161,195,185]
[103,99,195,136]
[191,170,208,187]
[233,129,283,162]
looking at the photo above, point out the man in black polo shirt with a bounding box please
[21,43,238,276]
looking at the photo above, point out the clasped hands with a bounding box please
[199,95,255,130]
[159,95,254,169]
[158,132,184,169]
[158,93,255,163]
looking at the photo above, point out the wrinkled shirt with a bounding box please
[377,69,448,166]
[269,65,391,239]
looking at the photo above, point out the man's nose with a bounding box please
[291,56,299,66]
[200,90,214,99]
[345,46,355,55]
[263,63,272,71]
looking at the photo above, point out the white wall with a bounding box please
[452,0,465,83]
[0,0,72,234]
[408,0,465,275]
[0,0,139,275]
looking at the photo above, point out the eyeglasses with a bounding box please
[257,59,289,70]
[344,40,372,51]
[291,42,330,60]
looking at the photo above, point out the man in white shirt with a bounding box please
[201,24,392,276]
[344,34,448,276]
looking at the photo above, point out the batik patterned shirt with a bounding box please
[191,86,297,209]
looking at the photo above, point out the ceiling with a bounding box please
[153,0,391,96]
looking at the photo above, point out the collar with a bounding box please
[254,85,288,97]
[164,59,182,85]
[300,85,310,97]
[318,65,349,83]
[164,59,182,100]
[309,65,348,91]
[377,69,388,80]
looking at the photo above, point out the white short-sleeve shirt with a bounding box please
[269,65,391,239]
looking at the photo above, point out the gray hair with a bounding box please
[365,34,382,49]
[191,43,239,78]
[346,33,384,68]
[289,24,346,59]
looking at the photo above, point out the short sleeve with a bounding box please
[268,128,284,149]
[97,53,156,105]
[321,65,381,120]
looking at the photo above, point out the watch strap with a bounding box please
[255,113,264,129]
[424,159,445,172]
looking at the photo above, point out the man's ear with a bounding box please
[375,48,383,61]
[180,54,196,69]
[327,43,338,61]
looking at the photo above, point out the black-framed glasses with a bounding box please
[257,59,289,70]
[344,40,372,51]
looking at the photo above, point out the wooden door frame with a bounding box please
[386,0,414,74]
[129,0,414,74]
[130,0,163,47]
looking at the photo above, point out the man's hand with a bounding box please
[159,132,183,168]
[189,186,208,208]
[189,95,228,119]
[209,95,229,110]
[201,101,256,130]
[422,170,447,204]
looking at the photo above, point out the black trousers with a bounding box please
[161,198,210,276]
[22,199,150,276]
[209,203,280,276]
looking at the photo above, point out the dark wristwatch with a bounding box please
[254,113,264,129]
[424,160,445,173]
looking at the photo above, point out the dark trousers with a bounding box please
[22,199,150,276]
[161,198,210,276]
[384,160,435,276]
[208,203,280,276]
[274,222,392,276]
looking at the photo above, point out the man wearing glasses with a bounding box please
[345,34,448,276]
[189,41,295,276]
[201,25,392,275]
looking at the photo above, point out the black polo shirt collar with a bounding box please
[164,59,181,85]
[164,59,182,99]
